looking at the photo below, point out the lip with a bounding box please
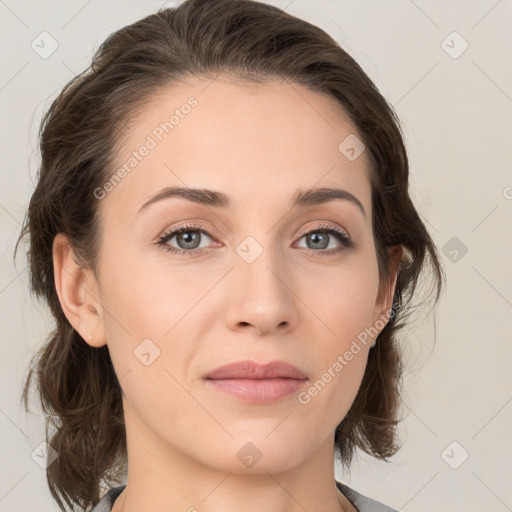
[204,360,308,404]
[205,360,308,380]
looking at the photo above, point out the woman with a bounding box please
[17,0,445,511]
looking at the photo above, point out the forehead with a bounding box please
[101,74,372,218]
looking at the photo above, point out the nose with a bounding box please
[225,246,299,337]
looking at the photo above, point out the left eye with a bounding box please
[296,229,348,251]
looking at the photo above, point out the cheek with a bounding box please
[98,243,211,339]
[299,256,379,411]
[95,249,203,429]
[308,255,380,345]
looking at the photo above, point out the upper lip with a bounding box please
[205,360,308,380]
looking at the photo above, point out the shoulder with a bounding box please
[91,485,126,512]
[336,480,398,512]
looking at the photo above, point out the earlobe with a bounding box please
[52,232,107,348]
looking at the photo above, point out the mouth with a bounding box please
[203,360,308,404]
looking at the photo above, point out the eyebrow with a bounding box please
[137,185,366,217]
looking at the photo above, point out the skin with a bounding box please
[53,74,402,512]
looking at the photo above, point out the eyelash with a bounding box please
[156,222,354,257]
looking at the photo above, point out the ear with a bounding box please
[373,244,403,325]
[52,232,107,347]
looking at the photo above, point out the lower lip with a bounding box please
[205,378,308,404]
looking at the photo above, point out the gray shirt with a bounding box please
[91,481,398,512]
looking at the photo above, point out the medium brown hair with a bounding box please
[15,0,445,510]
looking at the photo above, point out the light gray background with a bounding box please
[1,1,511,511]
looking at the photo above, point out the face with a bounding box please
[86,75,396,475]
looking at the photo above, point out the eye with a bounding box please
[295,224,354,256]
[156,223,217,255]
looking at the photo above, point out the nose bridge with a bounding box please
[226,233,297,334]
